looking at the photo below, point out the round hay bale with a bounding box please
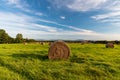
[106,43,114,48]
[40,42,45,45]
[23,42,27,45]
[48,41,70,60]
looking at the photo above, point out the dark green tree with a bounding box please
[24,38,35,43]
[15,33,24,43]
[0,29,13,43]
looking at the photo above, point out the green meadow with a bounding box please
[0,43,120,80]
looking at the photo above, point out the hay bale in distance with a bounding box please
[40,42,45,45]
[81,40,89,45]
[48,41,70,60]
[106,43,114,48]
[23,42,27,45]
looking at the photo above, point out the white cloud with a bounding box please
[5,0,31,13]
[105,0,120,11]
[1,0,120,40]
[68,26,94,33]
[6,0,19,4]
[47,6,51,9]
[50,0,120,26]
[0,12,58,37]
[35,12,44,16]
[49,0,108,12]
[35,17,95,33]
[67,0,107,12]
[0,11,101,39]
[31,24,58,32]
[4,0,45,16]
[91,11,120,26]
[1,10,119,40]
[91,0,120,26]
[60,16,66,19]
[91,11,120,20]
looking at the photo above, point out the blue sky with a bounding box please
[0,0,120,40]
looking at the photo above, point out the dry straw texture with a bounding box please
[106,43,114,48]
[48,41,70,60]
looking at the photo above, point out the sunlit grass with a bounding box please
[0,43,120,80]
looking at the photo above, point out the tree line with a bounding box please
[1,29,120,44]
[0,29,35,44]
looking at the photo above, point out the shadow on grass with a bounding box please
[70,55,86,63]
[11,51,48,61]
[0,58,34,80]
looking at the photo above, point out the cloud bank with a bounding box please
[0,0,120,40]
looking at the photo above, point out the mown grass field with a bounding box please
[0,43,120,80]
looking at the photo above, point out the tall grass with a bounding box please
[0,43,120,80]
